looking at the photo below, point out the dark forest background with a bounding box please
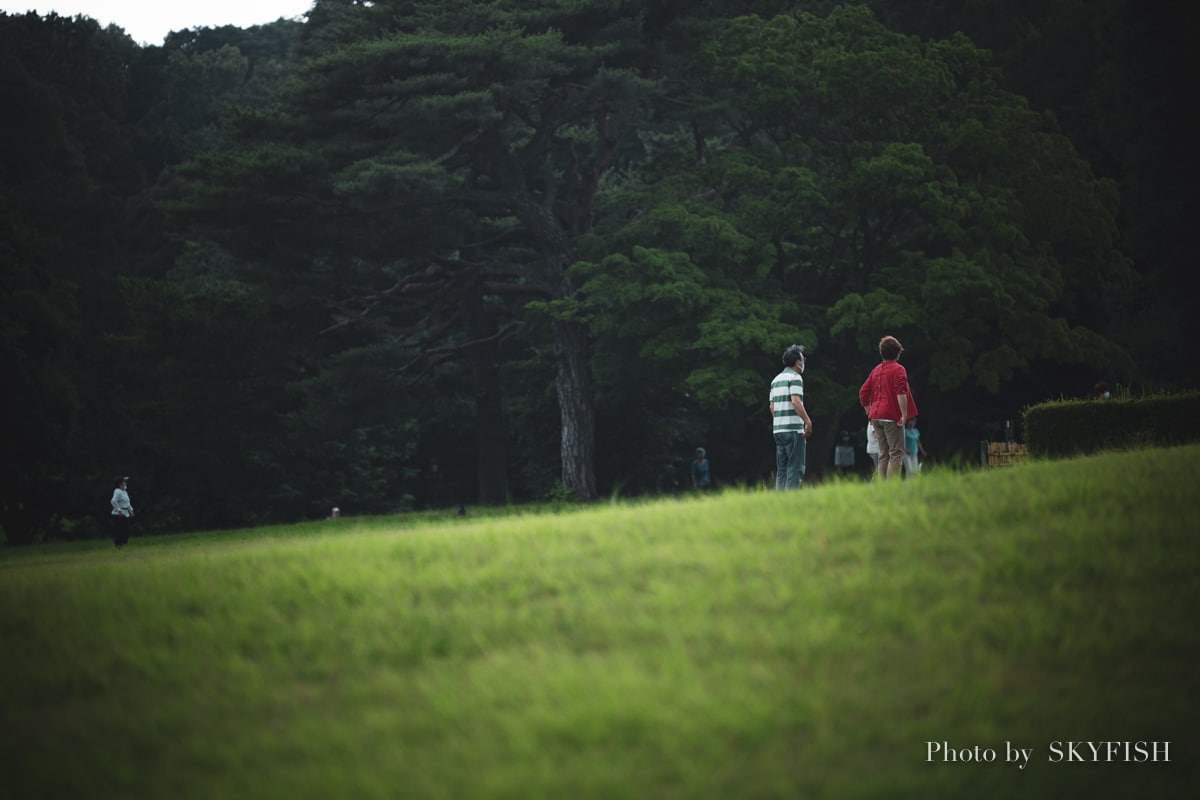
[1,0,1191,544]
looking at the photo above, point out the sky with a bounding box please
[0,1,315,45]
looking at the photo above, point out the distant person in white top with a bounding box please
[110,476,134,548]
[866,422,880,470]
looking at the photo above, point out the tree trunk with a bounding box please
[553,317,597,500]
[505,186,600,501]
[474,377,509,505]
[464,278,510,506]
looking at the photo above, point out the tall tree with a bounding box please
[867,0,1191,388]
[177,0,669,500]
[0,16,132,543]
[575,7,1134,468]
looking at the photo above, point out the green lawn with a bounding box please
[2,447,1198,799]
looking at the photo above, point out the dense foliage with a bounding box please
[0,1,1188,543]
[1023,392,1200,459]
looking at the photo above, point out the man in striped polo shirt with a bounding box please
[769,344,813,490]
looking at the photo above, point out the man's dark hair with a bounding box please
[782,344,805,367]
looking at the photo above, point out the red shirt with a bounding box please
[859,359,917,421]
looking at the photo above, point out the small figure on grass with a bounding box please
[691,448,713,491]
[903,418,928,478]
[834,430,855,476]
[866,422,880,474]
[110,476,134,548]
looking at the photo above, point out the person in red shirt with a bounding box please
[859,336,917,480]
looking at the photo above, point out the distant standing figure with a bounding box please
[866,421,880,470]
[691,448,712,490]
[769,344,813,490]
[110,476,134,548]
[859,335,917,480]
[834,430,855,475]
[903,418,928,478]
[657,460,682,495]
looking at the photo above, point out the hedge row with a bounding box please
[1022,392,1200,459]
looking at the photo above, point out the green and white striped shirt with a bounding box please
[770,367,805,433]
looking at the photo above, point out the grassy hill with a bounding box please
[2,446,1198,799]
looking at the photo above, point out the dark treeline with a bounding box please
[0,1,1189,544]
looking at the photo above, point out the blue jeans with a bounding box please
[775,431,806,490]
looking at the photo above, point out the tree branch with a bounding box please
[435,127,485,165]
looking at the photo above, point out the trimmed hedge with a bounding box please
[1023,391,1200,459]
